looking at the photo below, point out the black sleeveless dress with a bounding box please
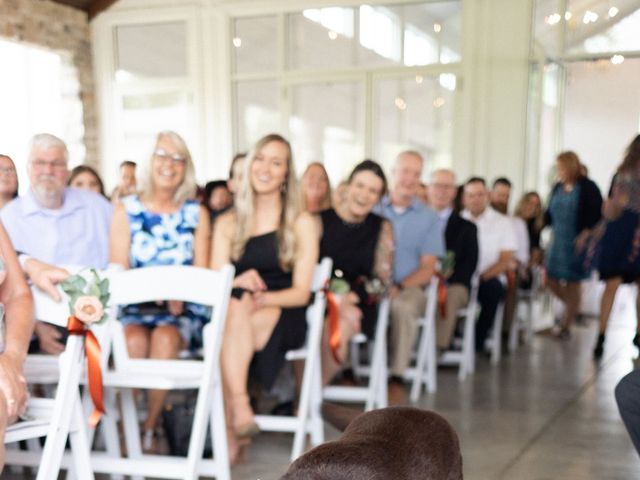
[319,209,383,338]
[232,231,307,389]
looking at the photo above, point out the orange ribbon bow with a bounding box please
[67,316,105,427]
[325,289,342,365]
[436,273,448,319]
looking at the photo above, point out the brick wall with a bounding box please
[0,0,97,165]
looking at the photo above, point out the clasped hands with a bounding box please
[233,269,268,310]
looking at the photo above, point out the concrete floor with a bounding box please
[6,286,640,479]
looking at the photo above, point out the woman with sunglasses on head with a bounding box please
[210,133,319,464]
[110,130,211,451]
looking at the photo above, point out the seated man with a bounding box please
[461,177,516,353]
[377,151,444,404]
[1,133,112,355]
[428,169,478,351]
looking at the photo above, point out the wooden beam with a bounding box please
[88,0,119,20]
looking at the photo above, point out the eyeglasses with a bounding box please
[430,182,455,190]
[31,159,67,170]
[153,148,186,166]
[0,167,16,175]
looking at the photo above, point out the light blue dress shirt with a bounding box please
[376,197,445,283]
[1,188,112,269]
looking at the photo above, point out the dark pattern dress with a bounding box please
[598,174,640,283]
[319,209,383,338]
[546,185,589,281]
[232,231,307,390]
[119,195,209,349]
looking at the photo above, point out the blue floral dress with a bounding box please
[118,195,209,348]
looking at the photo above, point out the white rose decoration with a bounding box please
[73,296,104,325]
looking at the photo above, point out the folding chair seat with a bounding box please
[324,297,390,411]
[509,266,543,352]
[254,258,332,461]
[90,265,234,480]
[4,285,95,480]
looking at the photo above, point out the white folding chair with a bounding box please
[90,265,234,480]
[4,286,94,480]
[486,301,506,365]
[255,258,332,461]
[324,297,390,411]
[439,275,480,381]
[509,266,542,352]
[404,277,440,401]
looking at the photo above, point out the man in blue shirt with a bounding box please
[377,151,444,404]
[1,133,112,354]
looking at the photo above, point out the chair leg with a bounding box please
[491,303,505,365]
[309,358,324,447]
[119,389,144,480]
[426,315,437,394]
[67,394,95,480]
[210,377,231,480]
[410,322,428,403]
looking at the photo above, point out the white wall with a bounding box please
[562,58,640,194]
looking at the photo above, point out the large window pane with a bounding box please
[115,22,187,82]
[374,74,455,173]
[566,4,640,55]
[289,82,364,183]
[120,91,193,163]
[234,80,280,151]
[532,0,563,57]
[232,16,279,75]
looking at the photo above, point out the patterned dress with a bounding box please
[546,185,589,282]
[118,195,209,348]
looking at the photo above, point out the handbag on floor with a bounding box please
[162,391,212,457]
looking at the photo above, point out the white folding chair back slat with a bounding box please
[94,264,234,480]
[255,258,332,461]
[406,277,439,401]
[324,296,390,411]
[5,286,95,480]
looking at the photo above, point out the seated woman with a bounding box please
[0,222,34,471]
[319,160,394,383]
[300,162,331,213]
[109,130,210,450]
[68,165,107,198]
[0,155,18,210]
[210,133,318,463]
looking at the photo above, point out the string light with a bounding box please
[545,13,561,25]
[415,75,424,84]
[433,97,445,108]
[328,30,338,40]
[232,37,242,47]
[395,97,407,110]
[608,6,619,18]
[583,10,598,24]
[433,23,442,33]
[611,54,624,65]
[564,11,572,21]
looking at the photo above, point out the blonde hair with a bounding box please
[515,191,544,232]
[232,134,300,271]
[301,162,332,211]
[138,131,197,204]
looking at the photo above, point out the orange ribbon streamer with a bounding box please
[436,273,448,319]
[325,289,342,365]
[67,316,105,427]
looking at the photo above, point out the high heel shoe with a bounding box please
[593,333,605,359]
[230,394,259,438]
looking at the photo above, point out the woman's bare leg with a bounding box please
[598,278,623,334]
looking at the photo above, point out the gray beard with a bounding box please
[32,185,63,209]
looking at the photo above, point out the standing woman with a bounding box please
[110,131,211,450]
[594,135,640,357]
[211,134,319,462]
[300,162,331,213]
[545,151,602,339]
[0,155,18,210]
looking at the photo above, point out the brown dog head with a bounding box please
[282,406,463,480]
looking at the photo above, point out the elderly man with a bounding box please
[428,169,478,351]
[1,133,112,355]
[461,178,517,353]
[376,151,444,404]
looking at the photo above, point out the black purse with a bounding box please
[162,391,212,457]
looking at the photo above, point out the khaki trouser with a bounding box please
[390,287,426,377]
[436,284,469,350]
